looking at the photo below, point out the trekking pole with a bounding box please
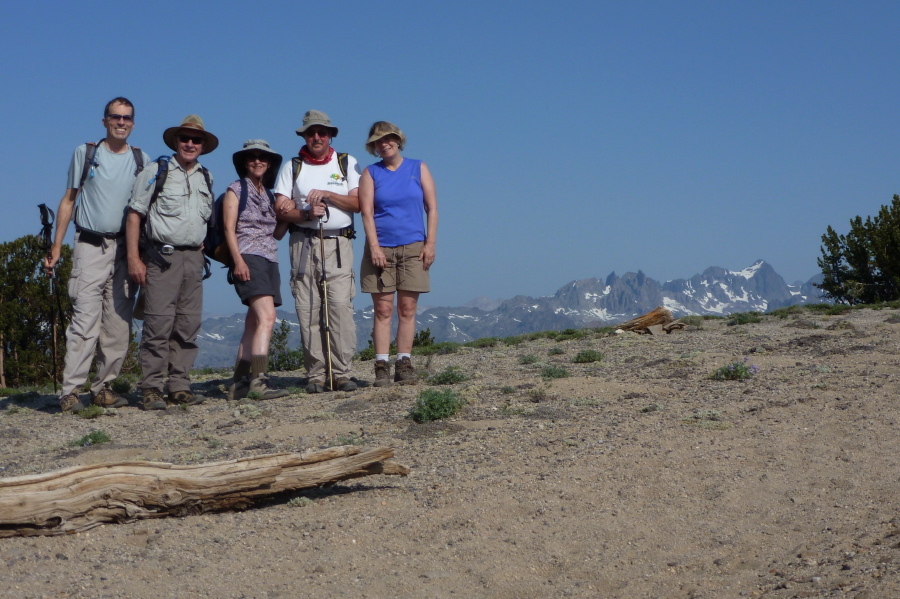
[38,204,59,392]
[318,207,334,390]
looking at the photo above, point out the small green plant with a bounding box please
[110,376,134,395]
[413,327,435,347]
[269,320,304,371]
[548,347,565,356]
[554,328,587,342]
[500,386,516,394]
[333,432,365,446]
[428,366,469,385]
[679,315,706,327]
[413,341,461,356]
[5,405,30,415]
[356,346,375,361]
[541,366,569,379]
[502,335,525,346]
[246,391,263,400]
[0,387,18,397]
[527,385,553,402]
[69,430,111,447]
[727,312,762,326]
[408,388,465,423]
[286,496,314,508]
[464,337,499,349]
[518,354,538,365]
[76,404,106,419]
[710,358,759,381]
[573,350,604,363]
[683,409,729,429]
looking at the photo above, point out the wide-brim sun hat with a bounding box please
[163,114,219,155]
[232,139,283,190]
[365,121,406,155]
[295,109,338,137]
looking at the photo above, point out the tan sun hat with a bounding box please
[295,109,338,137]
[232,140,283,189]
[163,114,219,155]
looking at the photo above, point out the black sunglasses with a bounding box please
[178,134,204,145]
[106,113,134,122]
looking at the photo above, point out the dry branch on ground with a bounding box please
[615,306,685,335]
[0,446,409,538]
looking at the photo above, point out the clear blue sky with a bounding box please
[2,1,898,316]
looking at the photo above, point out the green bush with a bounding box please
[573,350,604,363]
[413,328,435,347]
[69,430,111,447]
[428,366,469,385]
[408,389,465,422]
[727,312,762,326]
[269,320,304,370]
[518,354,538,365]
[710,359,759,381]
[541,365,569,379]
[464,337,499,349]
[548,347,565,356]
[413,341,461,356]
[76,405,106,419]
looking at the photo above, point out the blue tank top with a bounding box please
[368,158,425,247]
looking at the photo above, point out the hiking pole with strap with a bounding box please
[38,204,60,392]
[318,206,334,391]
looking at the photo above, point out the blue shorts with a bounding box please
[232,254,282,306]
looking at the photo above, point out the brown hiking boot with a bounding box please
[142,388,167,411]
[169,390,206,406]
[92,383,128,408]
[248,376,289,400]
[373,360,392,387]
[228,376,251,401]
[60,392,84,413]
[330,377,358,392]
[305,380,326,394]
[394,356,417,385]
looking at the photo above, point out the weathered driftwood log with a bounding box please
[616,306,684,334]
[0,446,409,538]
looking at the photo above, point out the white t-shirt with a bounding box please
[273,152,361,230]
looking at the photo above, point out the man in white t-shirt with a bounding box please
[44,97,151,413]
[274,110,361,393]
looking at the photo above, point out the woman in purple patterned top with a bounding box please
[223,140,290,401]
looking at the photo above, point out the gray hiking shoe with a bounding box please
[60,392,85,413]
[330,377,357,392]
[394,357,417,385]
[169,390,206,406]
[249,376,289,400]
[92,383,128,408]
[305,381,326,394]
[142,388,167,411]
[229,376,251,401]
[373,360,392,387]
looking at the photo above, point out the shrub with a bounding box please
[518,354,538,365]
[710,358,759,381]
[413,328,435,347]
[110,376,134,395]
[76,404,106,419]
[465,337,499,349]
[269,320,304,370]
[413,341,461,356]
[408,389,465,422]
[502,335,525,346]
[500,386,516,394]
[727,312,762,326]
[548,347,565,356]
[69,430,110,447]
[428,366,469,385]
[573,350,604,363]
[541,365,569,379]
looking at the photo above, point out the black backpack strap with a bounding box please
[338,153,348,178]
[200,165,214,197]
[131,146,144,176]
[78,140,104,189]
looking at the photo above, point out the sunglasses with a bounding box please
[305,128,332,138]
[106,113,134,122]
[178,134,204,145]
[246,152,270,162]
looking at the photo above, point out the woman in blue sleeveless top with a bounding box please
[359,121,438,387]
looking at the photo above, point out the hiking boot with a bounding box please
[305,381,326,394]
[330,377,357,392]
[60,392,84,413]
[142,388,167,411]
[373,360,392,387]
[228,376,251,401]
[394,356,417,385]
[249,376,289,400]
[169,390,206,406]
[92,383,128,408]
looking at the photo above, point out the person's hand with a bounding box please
[370,246,387,269]
[307,189,329,207]
[128,258,147,286]
[233,258,250,282]
[274,197,295,215]
[420,243,436,270]
[43,246,60,276]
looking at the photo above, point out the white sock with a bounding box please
[398,353,411,360]
[376,354,389,362]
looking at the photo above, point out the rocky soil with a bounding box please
[2,307,900,598]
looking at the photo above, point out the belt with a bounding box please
[77,229,124,246]
[151,241,201,255]
[292,227,352,280]
[291,225,355,239]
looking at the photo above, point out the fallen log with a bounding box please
[0,446,409,538]
[616,306,683,334]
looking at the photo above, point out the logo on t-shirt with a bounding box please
[327,173,346,186]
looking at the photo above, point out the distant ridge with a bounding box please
[195,260,826,367]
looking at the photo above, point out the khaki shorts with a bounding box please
[360,241,430,294]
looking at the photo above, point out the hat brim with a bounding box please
[163,126,220,155]
[232,149,283,190]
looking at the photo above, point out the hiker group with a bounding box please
[44,97,439,412]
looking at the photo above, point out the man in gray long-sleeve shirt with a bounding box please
[126,114,217,410]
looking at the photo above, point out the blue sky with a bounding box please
[2,1,898,316]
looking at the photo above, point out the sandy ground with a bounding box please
[2,307,900,599]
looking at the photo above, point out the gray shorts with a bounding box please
[360,241,430,294]
[233,254,282,306]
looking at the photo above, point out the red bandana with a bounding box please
[299,145,334,165]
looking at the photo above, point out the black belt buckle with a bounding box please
[160,244,175,255]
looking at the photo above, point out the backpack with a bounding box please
[288,153,354,234]
[79,139,144,188]
[204,182,275,267]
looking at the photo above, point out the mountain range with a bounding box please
[194,259,827,367]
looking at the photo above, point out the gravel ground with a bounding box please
[2,307,900,598]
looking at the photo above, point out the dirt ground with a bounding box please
[2,307,900,598]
